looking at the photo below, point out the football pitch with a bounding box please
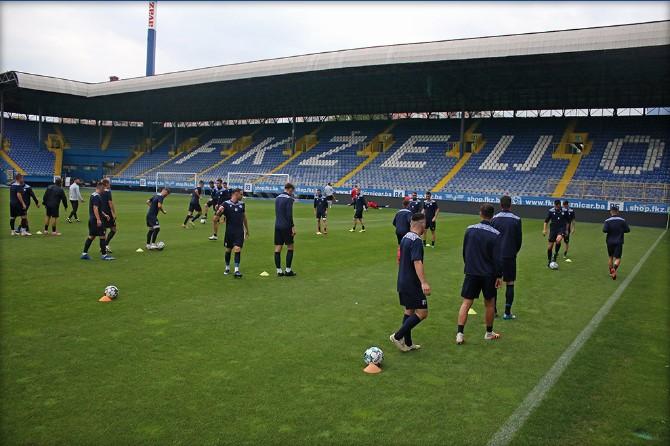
[1,189,668,445]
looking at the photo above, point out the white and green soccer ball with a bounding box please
[549,261,559,270]
[156,241,166,250]
[200,218,206,224]
[104,285,119,299]
[363,346,384,365]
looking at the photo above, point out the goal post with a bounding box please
[226,172,290,194]
[155,171,198,193]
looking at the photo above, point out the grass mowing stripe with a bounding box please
[487,230,667,446]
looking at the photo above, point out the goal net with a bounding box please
[226,172,290,194]
[155,171,199,193]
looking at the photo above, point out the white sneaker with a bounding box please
[10,230,17,236]
[407,343,422,351]
[389,333,410,352]
[359,229,366,233]
[146,243,155,250]
[484,331,501,341]
[208,235,218,241]
[22,231,32,236]
[316,231,322,235]
[456,332,465,345]
[349,229,355,232]
[150,243,158,250]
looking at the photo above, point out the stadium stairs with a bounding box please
[197,126,265,178]
[136,128,210,178]
[268,124,323,174]
[431,120,486,192]
[100,127,113,151]
[0,144,27,175]
[335,122,396,187]
[551,119,592,196]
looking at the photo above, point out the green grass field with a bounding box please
[1,189,668,445]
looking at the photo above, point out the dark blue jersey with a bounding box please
[397,231,425,295]
[275,193,295,229]
[220,188,233,203]
[603,216,630,245]
[9,182,22,206]
[147,194,164,218]
[23,184,38,207]
[422,199,439,221]
[42,184,67,209]
[190,186,202,204]
[392,208,412,236]
[408,199,423,214]
[210,186,223,204]
[463,221,501,277]
[99,189,113,215]
[564,207,576,225]
[545,207,567,231]
[491,211,523,258]
[314,196,328,214]
[89,192,102,221]
[354,195,367,212]
[221,199,246,232]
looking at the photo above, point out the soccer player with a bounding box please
[313,189,328,235]
[422,191,439,247]
[392,197,412,244]
[491,195,523,320]
[324,182,335,208]
[210,180,232,241]
[9,174,28,236]
[202,180,218,220]
[80,182,114,260]
[67,178,84,223]
[456,204,502,345]
[217,188,249,278]
[42,177,68,236]
[543,199,567,267]
[562,200,576,259]
[100,179,117,252]
[408,191,423,214]
[146,188,170,250]
[349,184,359,205]
[274,183,297,277]
[603,204,630,280]
[389,213,430,352]
[183,180,204,228]
[20,181,39,235]
[350,187,367,232]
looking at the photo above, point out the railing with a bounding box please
[547,179,669,203]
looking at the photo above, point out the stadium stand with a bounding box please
[1,118,55,176]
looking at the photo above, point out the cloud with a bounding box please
[1,1,667,82]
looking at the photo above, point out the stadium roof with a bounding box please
[1,20,669,122]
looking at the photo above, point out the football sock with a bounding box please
[10,218,15,231]
[286,249,294,269]
[457,324,465,334]
[362,225,365,230]
[234,252,241,271]
[52,225,56,233]
[20,218,28,230]
[106,229,116,244]
[99,238,107,255]
[402,314,413,346]
[224,251,231,266]
[554,243,561,256]
[432,241,435,246]
[146,229,153,244]
[505,285,514,315]
[352,224,357,230]
[274,252,281,269]
[486,325,493,333]
[83,238,93,253]
[44,224,49,231]
[547,248,552,263]
[394,314,421,340]
[191,213,201,222]
[183,215,191,225]
[151,228,160,244]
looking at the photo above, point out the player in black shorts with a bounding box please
[42,177,68,236]
[202,180,218,221]
[389,213,430,352]
[456,204,502,345]
[543,199,567,267]
[146,188,170,250]
[562,200,576,259]
[217,188,249,278]
[313,189,328,235]
[100,179,117,253]
[422,191,439,247]
[183,180,204,228]
[9,173,28,236]
[392,198,412,245]
[274,183,296,276]
[80,182,114,260]
[603,204,630,281]
[491,195,523,320]
[350,188,367,232]
[20,182,39,235]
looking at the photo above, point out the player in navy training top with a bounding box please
[313,189,329,235]
[350,187,367,232]
[217,188,249,278]
[392,197,412,245]
[202,180,218,220]
[543,199,567,267]
[491,195,523,320]
[42,177,68,236]
[389,213,430,352]
[9,173,28,235]
[456,204,502,345]
[146,188,170,250]
[562,200,576,259]
[274,183,297,276]
[20,182,39,235]
[422,191,440,247]
[603,204,630,281]
[408,192,423,214]
[100,178,117,253]
[208,179,225,239]
[183,180,204,228]
[80,182,114,260]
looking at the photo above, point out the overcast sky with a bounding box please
[1,1,668,82]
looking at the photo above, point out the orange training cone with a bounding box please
[363,363,382,374]
[98,295,113,302]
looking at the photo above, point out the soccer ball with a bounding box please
[549,261,559,270]
[363,346,384,365]
[156,241,166,250]
[200,218,206,224]
[104,285,119,299]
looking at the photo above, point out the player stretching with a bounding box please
[202,180,217,220]
[42,177,68,236]
[491,196,523,320]
[217,188,249,278]
[100,179,117,253]
[408,191,423,214]
[392,197,412,244]
[603,204,630,280]
[210,180,232,240]
[562,200,576,260]
[20,181,39,235]
[389,213,430,352]
[313,189,328,235]
[80,182,114,260]
[422,191,439,247]
[456,204,502,345]
[274,183,297,277]
[350,187,367,232]
[183,180,204,228]
[9,174,28,236]
[146,188,170,250]
[543,199,566,268]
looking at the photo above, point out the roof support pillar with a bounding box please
[173,123,178,151]
[291,116,296,151]
[458,109,466,159]
[38,107,42,149]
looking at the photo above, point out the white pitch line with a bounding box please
[488,230,667,446]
